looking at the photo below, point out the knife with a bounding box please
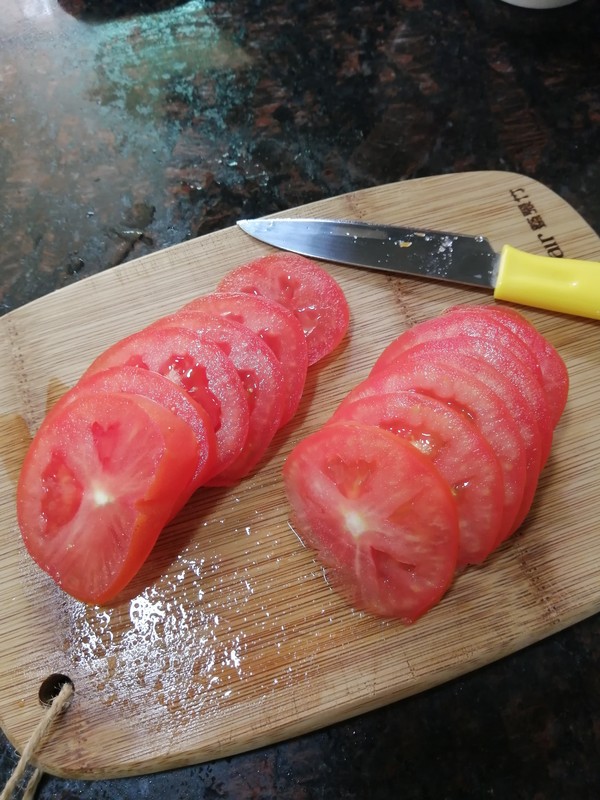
[237,217,600,320]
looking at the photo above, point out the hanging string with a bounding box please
[0,680,74,800]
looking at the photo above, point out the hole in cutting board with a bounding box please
[38,673,74,708]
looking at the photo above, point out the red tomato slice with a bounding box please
[445,305,569,428]
[380,341,543,538]
[17,390,199,605]
[82,326,249,477]
[152,310,286,485]
[283,420,459,622]
[374,306,546,390]
[216,253,350,366]
[377,331,551,467]
[74,365,217,493]
[440,333,553,467]
[179,291,308,425]
[332,391,504,565]
[342,357,527,543]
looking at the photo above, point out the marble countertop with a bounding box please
[1,0,599,797]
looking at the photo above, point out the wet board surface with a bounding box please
[1,171,599,780]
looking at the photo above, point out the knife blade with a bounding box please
[237,217,600,320]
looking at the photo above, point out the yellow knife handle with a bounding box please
[493,244,600,320]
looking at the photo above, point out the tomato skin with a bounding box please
[215,253,350,366]
[73,365,217,493]
[284,420,459,622]
[152,310,286,485]
[332,391,505,565]
[17,390,199,605]
[82,326,249,477]
[179,291,308,426]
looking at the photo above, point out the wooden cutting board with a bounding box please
[1,171,599,780]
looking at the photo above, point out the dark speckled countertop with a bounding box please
[2,0,600,797]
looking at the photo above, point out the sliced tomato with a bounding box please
[379,341,543,538]
[82,326,249,477]
[376,329,550,465]
[373,306,546,390]
[332,391,504,565]
[17,390,199,605]
[215,253,350,366]
[445,305,569,428]
[178,291,308,425]
[74,365,217,493]
[152,310,286,484]
[342,356,527,543]
[283,420,459,622]
[438,333,553,466]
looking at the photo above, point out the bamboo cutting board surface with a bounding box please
[1,171,599,780]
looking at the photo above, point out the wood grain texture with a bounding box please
[1,171,599,780]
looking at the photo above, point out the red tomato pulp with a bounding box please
[216,253,350,365]
[17,390,199,604]
[284,421,460,621]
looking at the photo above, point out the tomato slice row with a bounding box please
[17,253,349,604]
[284,304,568,623]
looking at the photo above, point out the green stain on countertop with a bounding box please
[88,1,252,118]
[0,0,253,305]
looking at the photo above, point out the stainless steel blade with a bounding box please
[237,218,499,289]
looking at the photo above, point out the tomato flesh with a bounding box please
[374,307,545,389]
[373,337,546,537]
[446,305,569,428]
[284,421,459,622]
[152,310,286,484]
[179,291,308,426]
[374,327,552,466]
[426,344,543,534]
[82,326,249,477]
[332,391,505,565]
[74,365,217,493]
[216,253,350,365]
[17,391,199,605]
[343,356,527,542]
